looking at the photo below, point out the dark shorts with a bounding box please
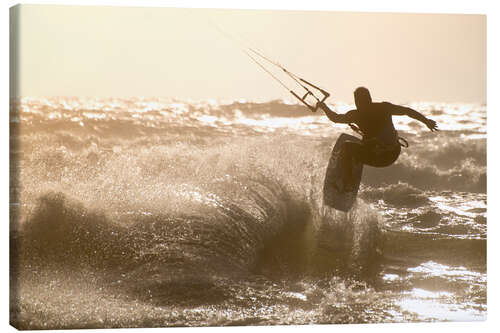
[343,139,401,168]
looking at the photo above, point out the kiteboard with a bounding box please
[323,133,363,212]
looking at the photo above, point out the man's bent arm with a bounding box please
[317,102,355,124]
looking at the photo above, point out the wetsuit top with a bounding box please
[345,102,399,147]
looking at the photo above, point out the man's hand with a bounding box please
[424,118,439,132]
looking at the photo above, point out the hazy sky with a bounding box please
[12,4,486,103]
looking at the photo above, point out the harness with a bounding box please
[348,123,409,148]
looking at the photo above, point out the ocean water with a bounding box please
[9,97,486,329]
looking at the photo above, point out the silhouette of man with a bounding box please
[317,87,438,190]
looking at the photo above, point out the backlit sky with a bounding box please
[12,4,486,103]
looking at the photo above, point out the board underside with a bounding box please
[323,133,363,212]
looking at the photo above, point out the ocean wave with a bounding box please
[382,231,486,268]
[409,136,486,169]
[360,182,429,207]
[363,159,486,193]
[13,168,384,305]
[12,128,484,279]
[12,98,486,139]
[15,132,486,196]
[10,97,487,328]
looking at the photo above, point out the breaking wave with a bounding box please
[10,97,486,328]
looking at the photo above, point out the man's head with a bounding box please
[354,87,372,110]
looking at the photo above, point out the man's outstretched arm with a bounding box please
[317,102,356,124]
[388,103,439,131]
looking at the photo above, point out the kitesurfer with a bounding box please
[317,87,438,190]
